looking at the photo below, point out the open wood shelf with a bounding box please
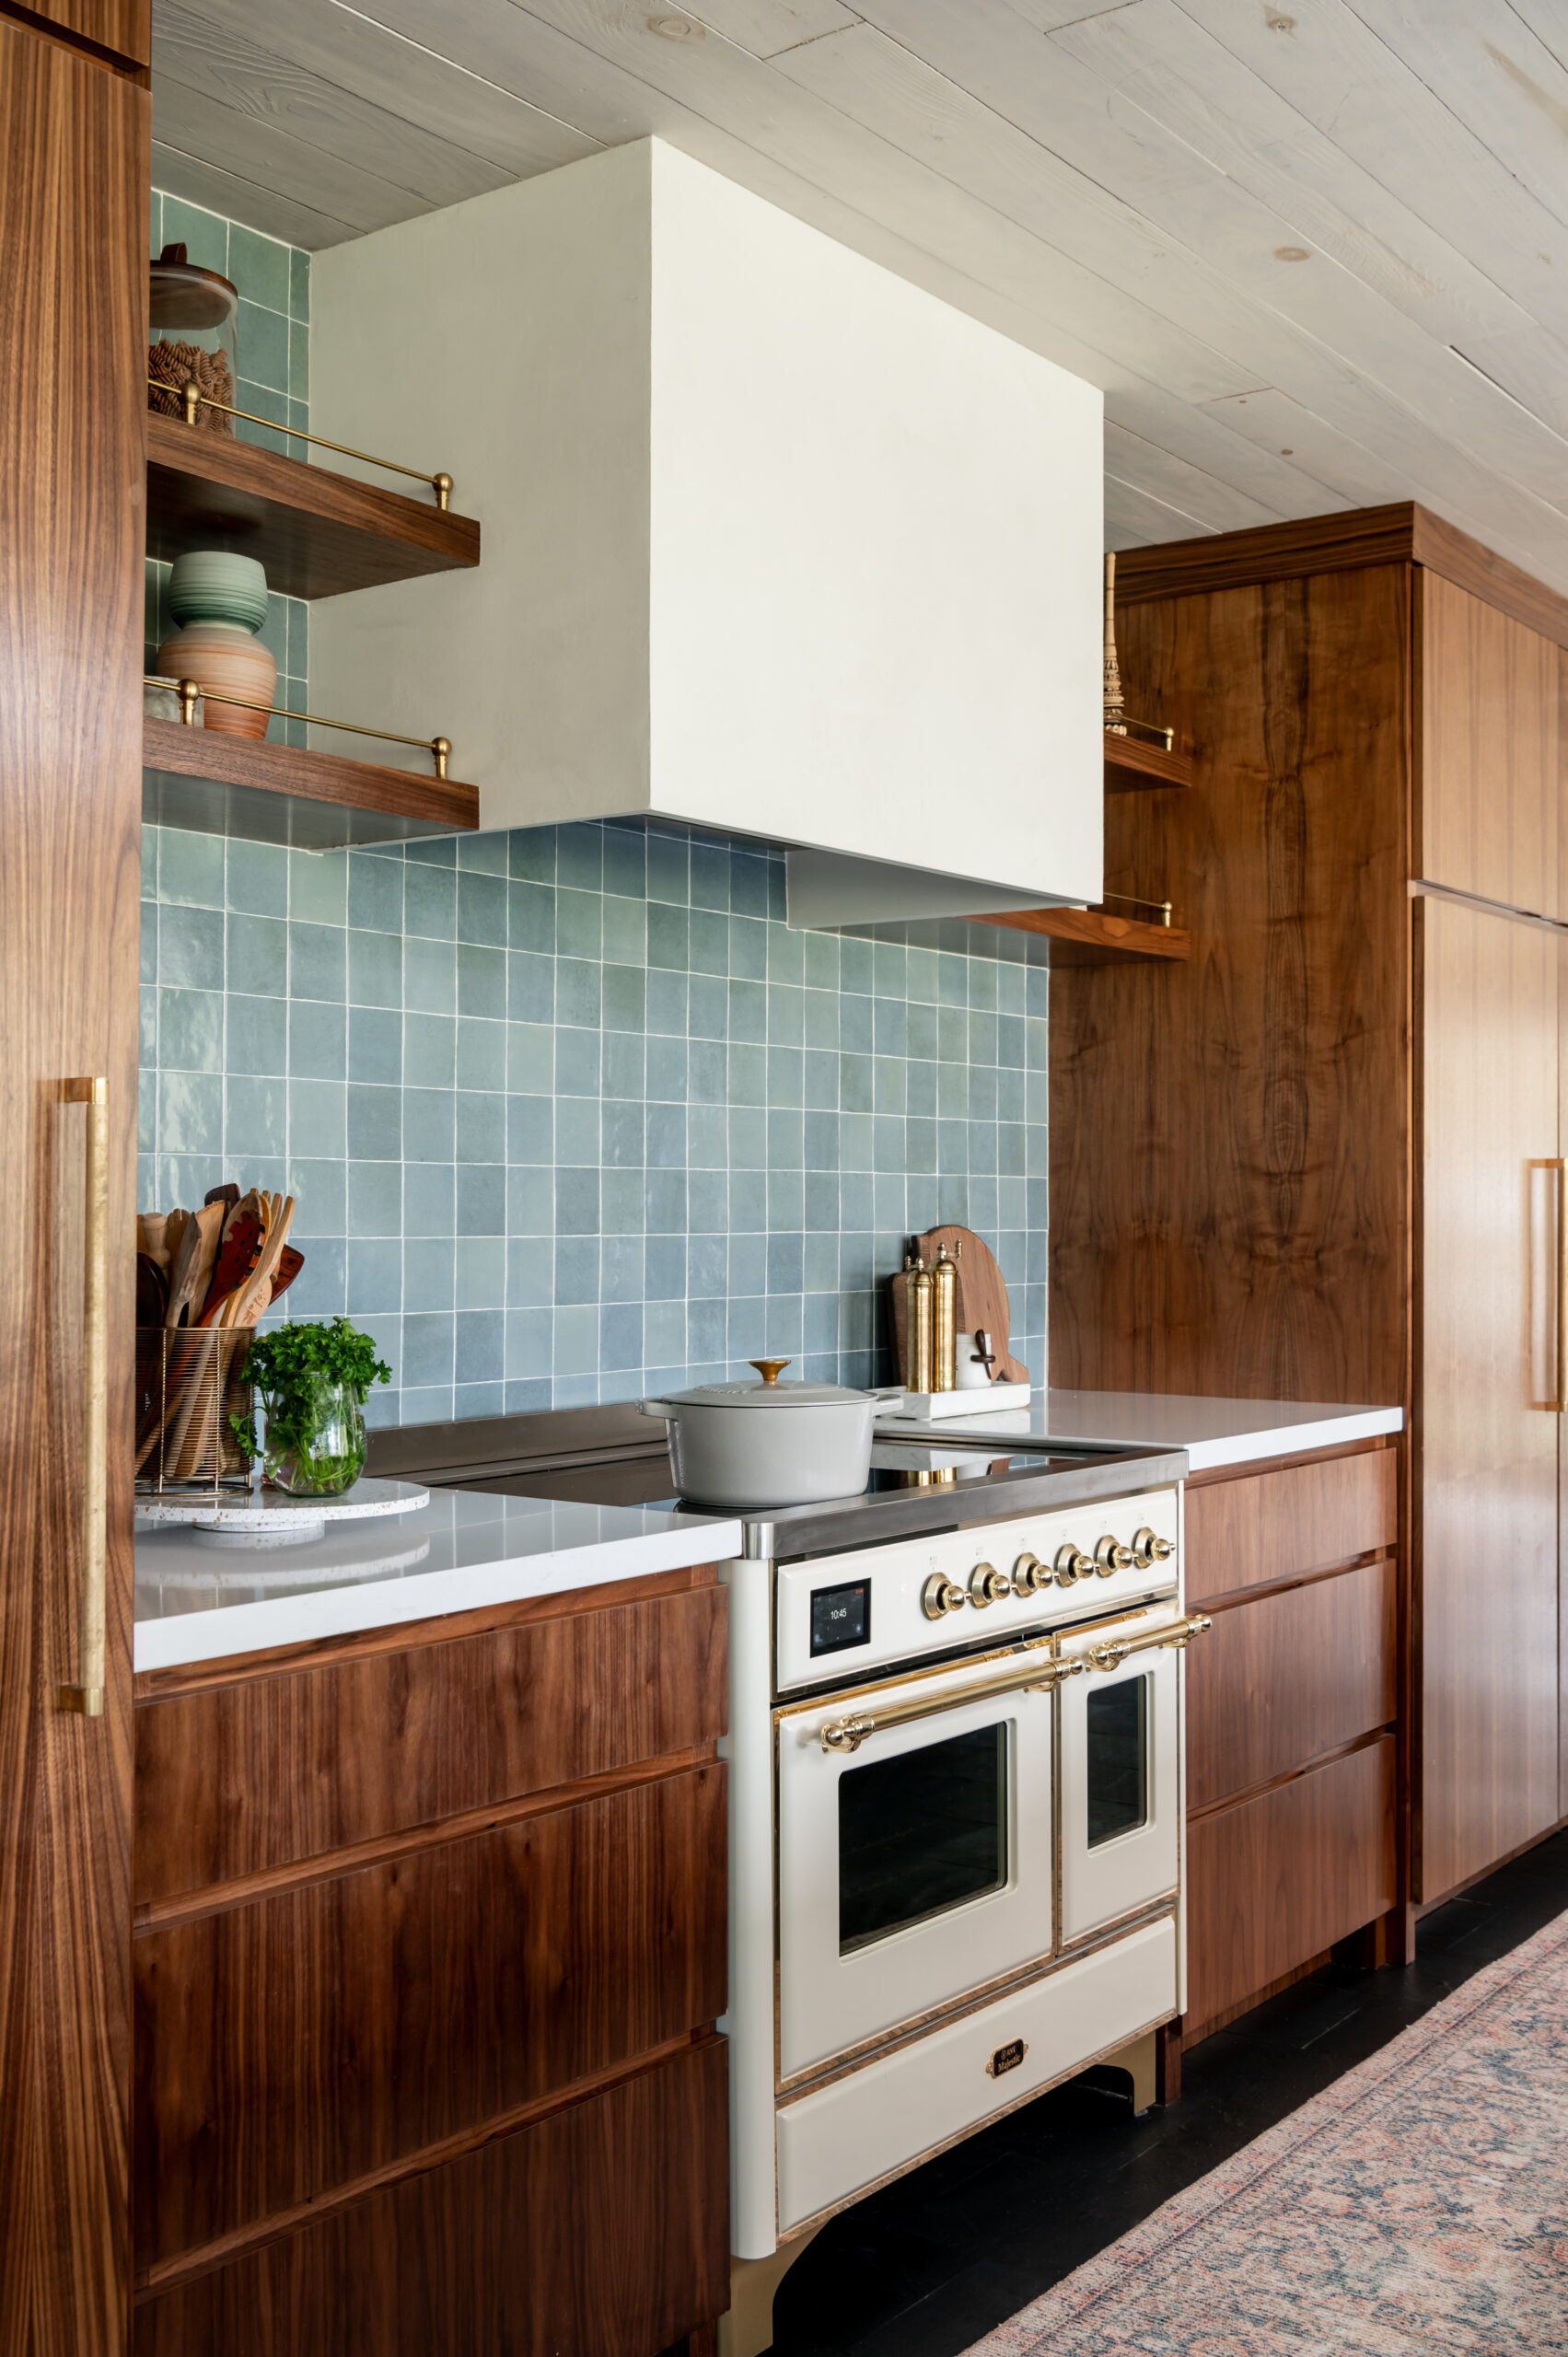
[145,412,480,600]
[976,904,1191,965]
[1104,728,1194,791]
[143,716,479,852]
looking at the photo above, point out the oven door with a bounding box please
[775,1647,1060,2085]
[1058,1612,1184,1945]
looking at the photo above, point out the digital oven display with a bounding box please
[809,1578,871,1657]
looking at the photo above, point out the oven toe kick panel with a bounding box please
[775,1915,1177,2236]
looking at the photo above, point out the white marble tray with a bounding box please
[136,1477,430,1548]
[881,1380,1033,1421]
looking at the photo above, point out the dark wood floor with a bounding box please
[771,1828,1568,2355]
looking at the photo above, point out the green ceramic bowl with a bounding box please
[168,551,270,634]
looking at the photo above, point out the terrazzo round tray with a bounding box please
[136,1477,430,1548]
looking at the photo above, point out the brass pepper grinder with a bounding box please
[932,1243,958,1392]
[905,1254,935,1394]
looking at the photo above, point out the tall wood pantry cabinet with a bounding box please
[0,2,148,2351]
[1051,504,1568,1993]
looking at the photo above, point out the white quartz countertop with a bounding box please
[877,1389,1402,1473]
[134,1489,742,1672]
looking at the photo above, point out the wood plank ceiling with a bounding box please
[152,0,1568,589]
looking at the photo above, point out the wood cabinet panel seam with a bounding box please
[1187,1724,1396,1825]
[1196,1546,1397,1616]
[134,1740,721,1931]
[1183,1436,1392,1490]
[134,2027,725,2302]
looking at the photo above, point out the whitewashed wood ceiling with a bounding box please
[152,0,1568,589]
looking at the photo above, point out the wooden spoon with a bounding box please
[136,1212,171,1273]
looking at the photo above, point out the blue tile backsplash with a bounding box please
[140,821,1050,1425]
[139,196,1050,1426]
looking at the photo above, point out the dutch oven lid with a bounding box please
[658,1359,879,1410]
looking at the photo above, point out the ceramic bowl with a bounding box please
[168,550,270,634]
[155,623,277,739]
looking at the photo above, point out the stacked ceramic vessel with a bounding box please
[156,552,276,738]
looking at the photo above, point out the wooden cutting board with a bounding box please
[888,1225,1030,1387]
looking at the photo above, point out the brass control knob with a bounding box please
[1012,1550,1049,1596]
[1132,1527,1175,1570]
[1054,1544,1093,1587]
[969,1561,1013,1608]
[923,1573,968,1620]
[1095,1536,1133,1577]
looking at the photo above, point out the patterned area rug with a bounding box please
[961,1909,1568,2354]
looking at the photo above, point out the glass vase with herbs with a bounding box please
[231,1318,391,1498]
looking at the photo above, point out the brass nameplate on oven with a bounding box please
[986,2038,1027,2079]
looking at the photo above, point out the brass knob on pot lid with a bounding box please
[749,1359,791,1385]
[1095,1536,1133,1576]
[1012,1550,1048,1595]
[969,1562,1012,1607]
[923,1573,968,1619]
[1054,1545,1092,1587]
[1132,1527,1174,1569]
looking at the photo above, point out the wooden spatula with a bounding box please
[222,1194,294,1327]
[164,1202,223,1329]
[267,1245,304,1307]
[195,1190,264,1328]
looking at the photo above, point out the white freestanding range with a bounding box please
[716,1434,1202,2356]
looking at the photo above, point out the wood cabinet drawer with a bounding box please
[134,1582,726,1902]
[1186,1447,1396,1607]
[134,2034,729,2357]
[134,1763,726,2271]
[1187,1559,1396,1811]
[1185,1736,1396,2039]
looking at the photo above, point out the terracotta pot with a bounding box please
[156,622,277,739]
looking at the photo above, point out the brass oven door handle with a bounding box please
[817,1651,1081,1755]
[1078,1613,1211,1675]
[61,1078,108,1717]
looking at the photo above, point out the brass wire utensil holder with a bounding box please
[135,1329,255,1494]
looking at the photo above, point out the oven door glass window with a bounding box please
[1086,1674,1148,1848]
[838,1721,1007,1953]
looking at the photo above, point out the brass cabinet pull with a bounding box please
[818,1650,1081,1755]
[1527,1157,1566,1411]
[1080,1614,1211,1675]
[61,1078,108,1717]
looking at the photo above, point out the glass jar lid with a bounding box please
[149,244,238,334]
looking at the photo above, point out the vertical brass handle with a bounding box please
[1528,1158,1566,1412]
[62,1078,108,1716]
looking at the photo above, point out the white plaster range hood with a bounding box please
[310,139,1104,925]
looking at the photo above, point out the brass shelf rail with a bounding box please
[148,377,454,510]
[145,677,451,780]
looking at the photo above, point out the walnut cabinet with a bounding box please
[131,1565,731,2357]
[1051,505,1568,2030]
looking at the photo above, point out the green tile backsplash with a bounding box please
[139,194,1049,1426]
